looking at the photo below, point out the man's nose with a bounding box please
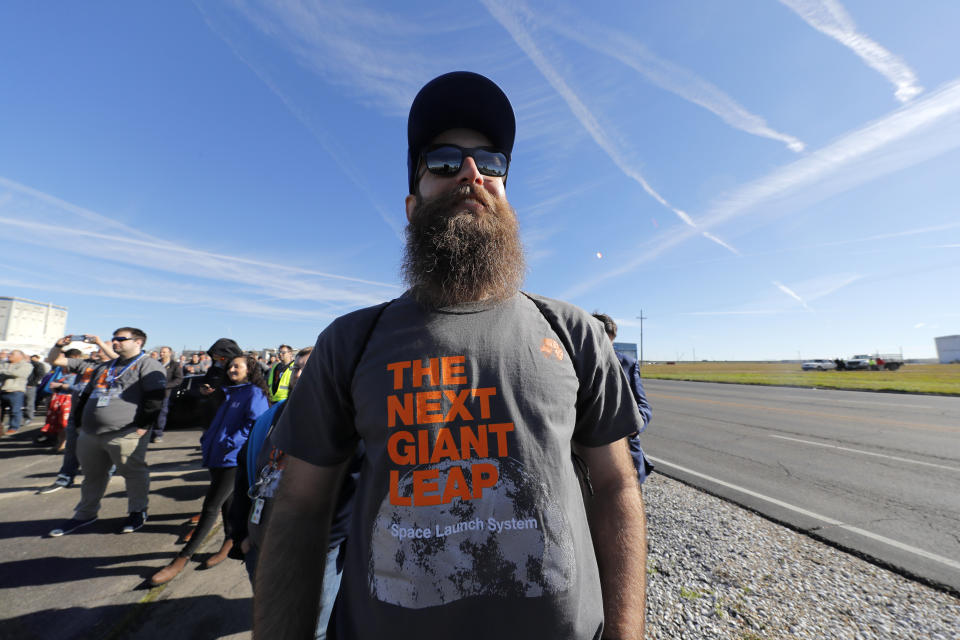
[457,156,484,185]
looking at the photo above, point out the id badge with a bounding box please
[250,497,265,524]
[96,394,111,407]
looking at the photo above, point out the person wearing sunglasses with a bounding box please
[255,72,648,640]
[48,327,167,537]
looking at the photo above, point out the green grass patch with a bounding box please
[641,362,960,395]
[679,586,702,600]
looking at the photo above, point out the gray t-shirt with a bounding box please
[80,353,166,435]
[276,292,642,639]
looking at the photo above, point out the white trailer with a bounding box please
[935,335,960,364]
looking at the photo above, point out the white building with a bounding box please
[935,335,960,364]
[0,296,68,356]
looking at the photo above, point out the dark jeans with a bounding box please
[1,391,24,431]
[154,395,171,438]
[58,420,81,479]
[180,466,237,558]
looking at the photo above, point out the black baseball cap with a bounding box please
[407,71,516,194]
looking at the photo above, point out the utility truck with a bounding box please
[844,353,904,371]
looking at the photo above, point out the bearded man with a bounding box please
[255,72,648,640]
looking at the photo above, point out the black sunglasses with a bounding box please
[421,144,509,180]
[112,336,133,342]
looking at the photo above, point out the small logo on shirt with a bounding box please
[539,338,564,361]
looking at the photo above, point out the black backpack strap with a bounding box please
[348,298,397,387]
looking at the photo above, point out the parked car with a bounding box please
[165,374,220,429]
[802,359,837,371]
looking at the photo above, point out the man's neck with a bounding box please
[117,351,141,363]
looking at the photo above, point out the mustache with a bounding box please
[420,184,494,213]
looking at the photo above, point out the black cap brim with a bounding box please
[407,71,515,194]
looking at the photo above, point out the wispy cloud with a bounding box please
[482,0,741,258]
[196,0,433,114]
[779,0,922,102]
[194,1,416,239]
[533,5,805,152]
[0,178,402,321]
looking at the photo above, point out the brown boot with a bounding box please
[151,556,189,586]
[203,539,233,569]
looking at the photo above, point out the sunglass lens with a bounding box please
[474,149,508,177]
[424,146,463,176]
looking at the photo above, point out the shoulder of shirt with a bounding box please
[520,291,603,334]
[321,299,400,339]
[139,356,164,370]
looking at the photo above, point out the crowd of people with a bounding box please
[2,71,657,640]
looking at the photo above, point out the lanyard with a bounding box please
[105,353,144,388]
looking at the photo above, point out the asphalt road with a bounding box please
[0,424,252,640]
[639,379,960,593]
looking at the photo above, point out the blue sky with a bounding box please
[2,1,958,360]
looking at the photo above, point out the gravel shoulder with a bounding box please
[643,473,960,640]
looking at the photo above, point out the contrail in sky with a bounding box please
[779,0,922,102]
[534,5,805,152]
[482,0,741,257]
[772,280,809,309]
[560,75,960,300]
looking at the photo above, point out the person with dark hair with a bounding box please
[151,346,183,444]
[151,354,269,585]
[593,312,654,484]
[48,328,166,536]
[266,345,295,404]
[255,72,647,640]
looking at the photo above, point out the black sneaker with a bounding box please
[37,474,74,494]
[49,516,97,537]
[121,511,147,534]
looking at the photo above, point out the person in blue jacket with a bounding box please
[151,354,269,585]
[593,313,655,484]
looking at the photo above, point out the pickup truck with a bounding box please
[844,354,903,371]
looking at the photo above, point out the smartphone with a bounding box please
[69,335,86,343]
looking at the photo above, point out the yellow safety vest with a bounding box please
[268,363,294,403]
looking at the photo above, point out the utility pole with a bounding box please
[636,309,647,367]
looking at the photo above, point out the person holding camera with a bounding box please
[38,340,116,494]
[48,328,165,536]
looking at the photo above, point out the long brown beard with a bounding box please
[401,184,526,308]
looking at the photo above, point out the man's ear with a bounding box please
[405,194,418,222]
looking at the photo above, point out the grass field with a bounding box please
[640,362,960,395]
